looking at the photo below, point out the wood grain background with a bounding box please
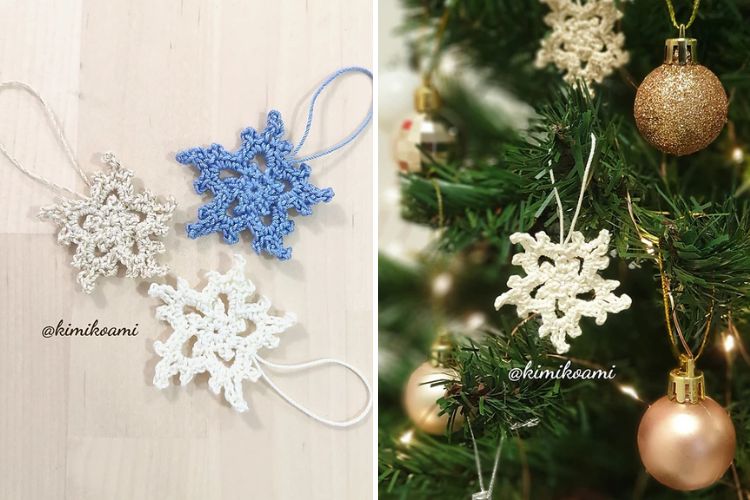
[0,1,373,499]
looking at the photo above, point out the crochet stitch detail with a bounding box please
[149,254,296,412]
[535,0,629,91]
[494,229,631,354]
[176,111,334,260]
[38,153,176,293]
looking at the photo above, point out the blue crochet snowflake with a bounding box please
[176,110,334,260]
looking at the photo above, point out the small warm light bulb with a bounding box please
[732,146,744,164]
[619,384,640,401]
[383,187,400,205]
[384,242,405,259]
[399,429,414,446]
[464,311,486,330]
[639,237,656,255]
[724,334,736,353]
[432,272,453,297]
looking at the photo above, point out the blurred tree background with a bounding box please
[378,0,750,498]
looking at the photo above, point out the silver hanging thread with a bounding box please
[468,418,505,500]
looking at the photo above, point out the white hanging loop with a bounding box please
[548,133,597,243]
[467,418,505,499]
[254,355,372,428]
[0,81,89,199]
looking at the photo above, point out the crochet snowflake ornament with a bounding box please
[149,254,296,412]
[38,153,176,293]
[535,0,629,90]
[176,110,334,261]
[494,229,631,354]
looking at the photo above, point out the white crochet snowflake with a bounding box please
[535,0,629,90]
[38,153,176,293]
[149,254,296,412]
[494,229,631,353]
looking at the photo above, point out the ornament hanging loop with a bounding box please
[665,0,701,31]
[253,355,372,428]
[467,418,504,499]
[290,66,373,164]
[548,133,597,244]
[0,81,90,199]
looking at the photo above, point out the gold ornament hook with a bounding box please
[668,355,706,404]
[429,331,454,368]
[414,83,442,114]
[663,35,697,65]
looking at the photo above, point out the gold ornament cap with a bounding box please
[429,332,454,367]
[664,25,697,65]
[414,83,441,114]
[667,356,705,404]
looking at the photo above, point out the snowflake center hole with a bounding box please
[253,154,267,173]
[261,215,273,226]
[103,191,120,205]
[555,300,565,319]
[238,321,257,337]
[181,335,198,357]
[218,293,230,315]
[226,199,240,217]
[281,179,293,192]
[183,305,203,317]
[219,169,242,180]
[538,255,555,267]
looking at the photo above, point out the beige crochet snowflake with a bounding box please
[494,229,631,353]
[149,254,296,412]
[38,153,176,293]
[535,0,629,90]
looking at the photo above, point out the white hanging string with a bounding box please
[467,418,505,498]
[0,81,89,199]
[254,355,372,428]
[548,133,597,244]
[549,167,565,244]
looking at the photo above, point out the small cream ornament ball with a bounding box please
[403,361,464,435]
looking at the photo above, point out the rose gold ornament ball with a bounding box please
[634,64,727,156]
[403,361,464,435]
[637,395,736,491]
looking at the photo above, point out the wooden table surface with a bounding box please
[0,1,373,499]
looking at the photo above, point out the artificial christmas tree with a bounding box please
[378,0,750,498]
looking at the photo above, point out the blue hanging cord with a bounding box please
[290,66,373,164]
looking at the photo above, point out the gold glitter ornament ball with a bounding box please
[634,37,727,156]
